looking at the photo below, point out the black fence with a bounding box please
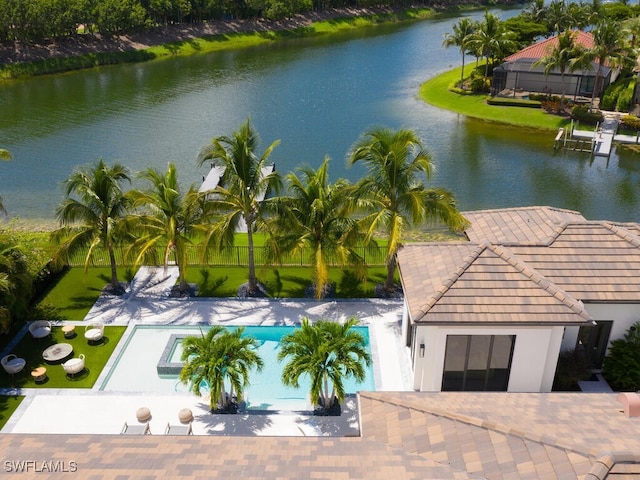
[66,245,388,267]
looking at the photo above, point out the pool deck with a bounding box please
[1,267,412,437]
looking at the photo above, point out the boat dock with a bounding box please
[554,116,640,157]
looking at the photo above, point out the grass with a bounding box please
[0,325,126,389]
[419,65,572,132]
[0,395,24,430]
[191,265,398,298]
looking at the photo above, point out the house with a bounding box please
[491,31,613,99]
[397,206,640,393]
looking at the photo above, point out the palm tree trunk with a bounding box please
[590,65,603,111]
[323,372,330,408]
[108,245,119,291]
[246,216,257,293]
[384,254,397,291]
[460,50,466,84]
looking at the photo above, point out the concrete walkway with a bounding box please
[2,267,412,436]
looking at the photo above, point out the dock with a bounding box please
[554,116,640,157]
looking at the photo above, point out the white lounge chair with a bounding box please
[84,322,104,344]
[121,422,151,435]
[164,422,192,435]
[1,354,26,376]
[29,320,51,340]
[62,354,85,377]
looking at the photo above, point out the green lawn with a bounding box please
[35,267,137,320]
[191,265,397,298]
[0,325,126,389]
[0,395,24,430]
[419,65,572,131]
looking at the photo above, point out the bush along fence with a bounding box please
[66,245,388,268]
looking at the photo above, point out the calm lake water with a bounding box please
[2,7,640,223]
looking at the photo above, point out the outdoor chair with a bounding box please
[62,354,85,378]
[164,422,192,435]
[121,422,151,435]
[1,354,26,376]
[29,320,52,340]
[84,322,104,344]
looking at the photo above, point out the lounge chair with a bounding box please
[1,354,26,376]
[84,322,104,344]
[121,421,151,435]
[164,422,192,435]
[29,320,51,340]
[62,354,85,377]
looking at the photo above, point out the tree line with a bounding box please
[0,0,463,43]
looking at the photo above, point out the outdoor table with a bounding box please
[31,367,47,383]
[42,343,73,363]
[62,324,76,338]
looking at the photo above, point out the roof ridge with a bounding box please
[417,243,488,318]
[488,244,591,320]
[603,222,640,248]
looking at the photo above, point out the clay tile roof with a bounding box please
[397,242,591,326]
[504,30,595,62]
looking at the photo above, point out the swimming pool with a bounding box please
[100,325,375,411]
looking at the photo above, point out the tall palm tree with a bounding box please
[126,162,205,294]
[534,30,594,110]
[51,159,131,293]
[443,17,476,84]
[197,118,282,296]
[468,11,517,77]
[267,158,364,299]
[348,128,468,293]
[0,241,32,335]
[590,19,630,109]
[278,317,370,412]
[180,326,264,412]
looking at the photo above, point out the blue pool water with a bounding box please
[100,325,375,411]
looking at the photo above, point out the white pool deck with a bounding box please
[1,267,412,437]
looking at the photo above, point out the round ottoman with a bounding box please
[178,408,193,424]
[136,407,151,423]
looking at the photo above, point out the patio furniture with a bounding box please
[62,354,85,377]
[1,354,26,376]
[136,407,151,422]
[42,343,73,363]
[178,408,193,424]
[84,322,104,344]
[62,324,76,339]
[164,422,192,435]
[31,367,47,383]
[121,422,151,435]
[29,320,51,340]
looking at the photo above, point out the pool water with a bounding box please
[100,325,375,411]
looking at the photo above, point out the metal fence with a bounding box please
[66,245,388,267]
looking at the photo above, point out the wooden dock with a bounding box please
[553,117,637,157]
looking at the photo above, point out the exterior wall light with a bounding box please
[419,344,425,358]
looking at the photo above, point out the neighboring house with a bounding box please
[491,31,613,99]
[398,206,640,392]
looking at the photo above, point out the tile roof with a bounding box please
[464,206,586,244]
[397,242,592,325]
[2,391,639,479]
[399,208,640,323]
[505,31,595,62]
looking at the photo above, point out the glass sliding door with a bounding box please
[442,335,515,391]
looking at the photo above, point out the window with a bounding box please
[442,335,515,391]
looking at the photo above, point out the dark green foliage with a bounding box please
[571,105,604,125]
[552,349,590,391]
[601,77,635,112]
[603,321,640,391]
[470,76,490,93]
[486,97,542,108]
[503,17,547,48]
[600,2,633,21]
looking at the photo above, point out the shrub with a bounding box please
[617,79,636,112]
[529,93,560,103]
[603,321,640,391]
[541,100,560,113]
[571,106,603,125]
[553,350,590,391]
[470,76,490,93]
[621,114,640,131]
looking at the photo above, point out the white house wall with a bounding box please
[561,303,640,354]
[412,324,564,393]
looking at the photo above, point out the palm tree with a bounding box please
[0,240,32,335]
[534,30,594,110]
[126,162,206,294]
[197,118,282,296]
[468,11,517,77]
[51,159,131,293]
[267,157,364,299]
[443,17,476,84]
[348,128,468,294]
[278,317,370,412]
[590,19,630,109]
[0,149,11,215]
[180,326,264,412]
